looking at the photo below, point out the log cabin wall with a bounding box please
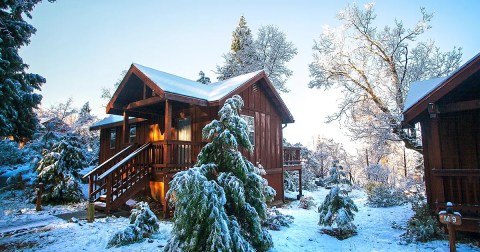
[231,80,284,201]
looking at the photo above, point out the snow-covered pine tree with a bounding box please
[107,202,160,248]
[196,71,211,84]
[165,95,275,252]
[216,16,297,93]
[0,0,53,140]
[318,160,358,238]
[35,133,86,204]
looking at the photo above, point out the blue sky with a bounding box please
[21,0,480,151]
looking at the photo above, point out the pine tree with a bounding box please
[35,133,86,204]
[165,95,275,252]
[196,71,211,84]
[318,160,358,238]
[0,1,53,140]
[217,16,297,93]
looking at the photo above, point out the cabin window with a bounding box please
[129,124,137,143]
[110,129,116,149]
[177,117,191,141]
[241,115,255,146]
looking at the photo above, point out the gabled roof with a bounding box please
[403,52,480,124]
[107,63,294,123]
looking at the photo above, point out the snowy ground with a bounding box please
[0,187,478,252]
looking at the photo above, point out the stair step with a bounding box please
[94,201,106,210]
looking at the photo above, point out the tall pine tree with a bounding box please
[0,1,53,140]
[217,16,297,93]
[165,95,275,252]
[318,160,358,239]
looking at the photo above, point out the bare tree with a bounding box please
[308,3,462,152]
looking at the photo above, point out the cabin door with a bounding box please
[177,117,191,164]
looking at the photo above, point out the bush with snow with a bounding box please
[107,202,159,248]
[35,134,86,204]
[318,160,358,239]
[365,182,407,207]
[263,207,294,230]
[165,95,275,252]
[401,199,441,243]
[0,140,24,165]
[298,196,316,210]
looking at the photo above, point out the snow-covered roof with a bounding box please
[90,115,137,130]
[134,63,262,101]
[403,52,480,114]
[404,77,446,112]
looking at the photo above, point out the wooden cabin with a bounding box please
[403,53,480,233]
[84,63,302,217]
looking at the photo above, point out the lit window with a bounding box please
[110,129,116,149]
[241,115,255,146]
[129,125,137,143]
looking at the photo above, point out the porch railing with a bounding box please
[149,140,205,173]
[432,169,480,210]
[283,146,302,167]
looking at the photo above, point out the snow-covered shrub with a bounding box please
[402,199,441,243]
[35,134,86,204]
[5,173,25,190]
[107,202,159,248]
[165,95,275,252]
[284,170,297,191]
[0,140,23,165]
[298,196,316,209]
[263,207,294,230]
[318,160,358,239]
[365,164,389,183]
[366,182,406,207]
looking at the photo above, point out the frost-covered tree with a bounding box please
[318,160,358,238]
[196,71,211,84]
[101,69,127,105]
[107,202,159,248]
[165,95,275,252]
[35,134,86,204]
[308,3,462,151]
[0,0,54,140]
[217,16,297,92]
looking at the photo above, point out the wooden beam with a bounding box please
[438,100,480,114]
[123,110,129,144]
[164,100,172,165]
[126,96,164,110]
[164,93,208,106]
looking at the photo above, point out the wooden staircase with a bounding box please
[83,143,152,213]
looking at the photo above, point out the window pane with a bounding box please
[241,115,255,146]
[110,129,116,149]
[129,125,136,143]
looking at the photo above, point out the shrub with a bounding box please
[0,140,23,165]
[263,207,294,230]
[298,196,316,209]
[107,202,159,248]
[366,182,407,207]
[401,200,441,243]
[35,134,86,204]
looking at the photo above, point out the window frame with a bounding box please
[129,124,137,144]
[241,114,255,146]
[110,129,116,149]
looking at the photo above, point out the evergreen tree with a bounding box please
[216,16,297,92]
[0,0,53,140]
[196,71,211,84]
[318,160,358,238]
[35,133,86,204]
[165,95,275,252]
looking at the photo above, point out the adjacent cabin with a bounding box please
[84,63,302,217]
[403,53,480,232]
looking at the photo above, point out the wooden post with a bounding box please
[87,196,95,223]
[438,202,462,252]
[36,183,43,211]
[164,100,172,165]
[297,168,303,200]
[123,110,129,144]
